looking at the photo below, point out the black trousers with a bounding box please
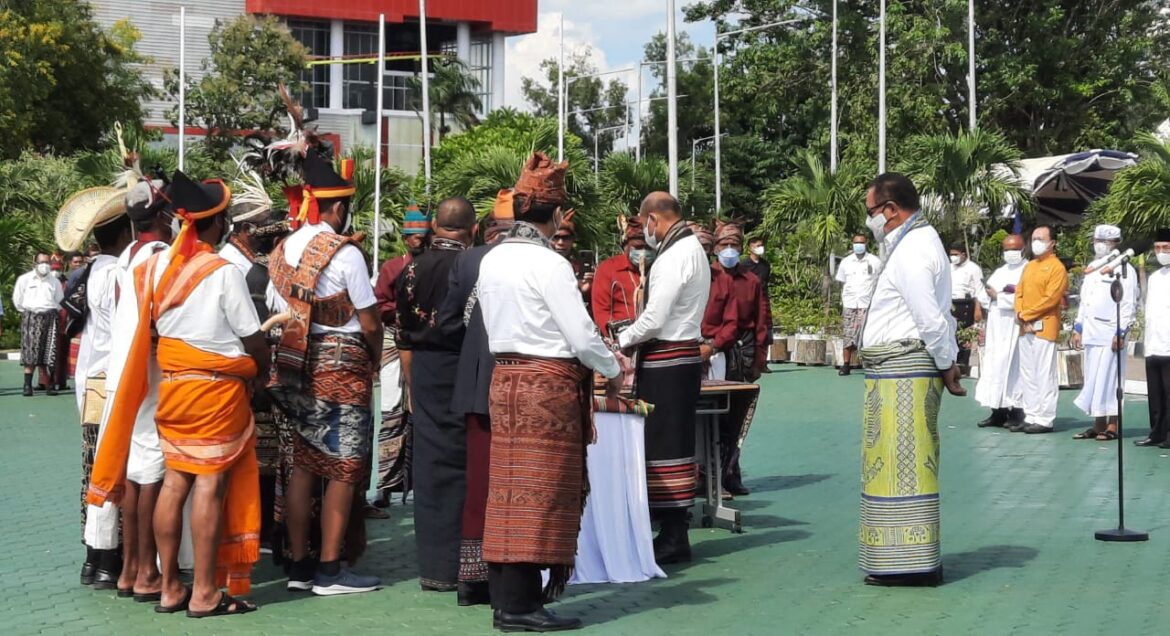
[1147,356,1170,442]
[488,562,542,614]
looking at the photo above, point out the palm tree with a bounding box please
[596,152,703,226]
[897,128,1030,252]
[1088,132,1170,236]
[762,151,869,326]
[344,146,416,259]
[409,58,483,145]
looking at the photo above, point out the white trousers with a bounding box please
[1074,345,1124,417]
[1017,335,1059,428]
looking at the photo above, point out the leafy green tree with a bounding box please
[0,1,155,159]
[408,58,482,143]
[1087,132,1170,240]
[897,128,1029,249]
[521,48,630,159]
[344,146,416,260]
[163,15,308,161]
[639,32,716,162]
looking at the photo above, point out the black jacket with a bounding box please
[439,244,496,417]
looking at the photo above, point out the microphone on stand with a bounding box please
[1084,249,1120,274]
[1100,249,1136,278]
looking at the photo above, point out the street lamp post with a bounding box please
[558,14,565,161]
[830,0,838,173]
[635,57,699,163]
[878,0,887,173]
[968,0,976,131]
[560,66,635,156]
[419,0,432,196]
[714,17,811,214]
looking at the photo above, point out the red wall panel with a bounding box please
[246,0,537,34]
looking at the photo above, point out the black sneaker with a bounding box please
[287,559,316,592]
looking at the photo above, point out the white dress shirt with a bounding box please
[478,241,620,379]
[219,241,252,277]
[835,252,882,309]
[1145,267,1170,357]
[862,223,958,370]
[75,255,119,379]
[266,222,377,334]
[12,269,63,313]
[950,258,985,300]
[150,250,261,358]
[617,232,710,349]
[1076,264,1139,347]
[977,260,1028,313]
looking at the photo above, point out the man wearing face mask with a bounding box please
[89,169,268,616]
[1069,224,1139,441]
[618,192,710,565]
[835,234,882,376]
[592,215,651,339]
[1013,225,1069,434]
[370,202,431,508]
[713,221,769,383]
[743,236,775,371]
[974,234,1028,429]
[267,151,384,596]
[858,173,963,588]
[691,222,739,381]
[1137,229,1170,448]
[948,244,984,372]
[13,252,65,396]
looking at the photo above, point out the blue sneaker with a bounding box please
[311,568,381,596]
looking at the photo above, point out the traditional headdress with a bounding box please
[714,219,743,245]
[513,152,568,215]
[620,215,644,245]
[1094,224,1122,241]
[285,151,355,230]
[169,170,231,257]
[402,202,431,235]
[556,209,577,236]
[54,187,125,252]
[688,221,714,248]
[484,189,515,243]
[229,157,275,225]
[493,189,515,220]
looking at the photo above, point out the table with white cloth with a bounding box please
[696,380,759,534]
[571,405,666,585]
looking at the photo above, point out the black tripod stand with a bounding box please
[1095,264,1149,542]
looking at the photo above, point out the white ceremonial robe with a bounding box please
[974,261,1027,409]
[1074,265,1139,417]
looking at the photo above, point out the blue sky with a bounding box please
[503,1,715,113]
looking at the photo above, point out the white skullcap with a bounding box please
[1093,224,1121,241]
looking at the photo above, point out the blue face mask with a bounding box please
[718,247,740,269]
[629,249,652,268]
[852,243,867,255]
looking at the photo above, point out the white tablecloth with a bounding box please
[570,412,666,584]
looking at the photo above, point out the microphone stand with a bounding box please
[1095,263,1149,542]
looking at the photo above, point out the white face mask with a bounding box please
[751,245,765,256]
[169,216,182,238]
[949,255,962,266]
[35,263,51,277]
[1003,250,1023,265]
[1157,252,1170,267]
[644,219,659,250]
[865,213,888,242]
[852,243,866,256]
[1093,241,1111,258]
[1031,239,1050,256]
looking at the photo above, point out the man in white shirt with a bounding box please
[1070,224,1139,441]
[1137,229,1170,448]
[974,234,1028,429]
[267,151,384,596]
[949,244,984,371]
[476,152,627,632]
[618,191,710,566]
[858,173,964,588]
[13,251,65,396]
[55,186,134,588]
[835,234,881,375]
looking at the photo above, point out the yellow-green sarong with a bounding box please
[859,340,942,575]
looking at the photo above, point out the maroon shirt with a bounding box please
[591,252,642,338]
[702,264,740,351]
[722,264,770,367]
[374,253,412,326]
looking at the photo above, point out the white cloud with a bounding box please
[503,11,616,112]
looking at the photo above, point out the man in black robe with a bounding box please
[395,197,477,593]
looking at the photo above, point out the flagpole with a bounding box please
[419,0,432,197]
[830,0,839,173]
[373,13,385,271]
[968,0,977,131]
[878,0,887,173]
[666,0,679,196]
[178,6,186,171]
[557,14,565,162]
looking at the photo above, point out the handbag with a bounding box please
[726,330,757,382]
[62,263,92,338]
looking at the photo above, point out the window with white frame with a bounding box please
[469,38,492,113]
[343,23,378,110]
[288,20,330,109]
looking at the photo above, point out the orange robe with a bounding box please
[87,245,260,595]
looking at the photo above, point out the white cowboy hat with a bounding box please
[55,186,127,252]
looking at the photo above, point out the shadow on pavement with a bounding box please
[745,473,833,494]
[942,544,1038,583]
[555,575,738,627]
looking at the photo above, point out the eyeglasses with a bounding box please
[866,201,892,216]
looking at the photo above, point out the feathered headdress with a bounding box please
[241,83,330,185]
[229,154,275,224]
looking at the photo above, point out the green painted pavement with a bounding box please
[1,359,1168,636]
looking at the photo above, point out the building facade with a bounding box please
[88,0,537,173]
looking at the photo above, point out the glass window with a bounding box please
[382,73,417,112]
[469,39,492,113]
[289,20,330,109]
[343,23,378,109]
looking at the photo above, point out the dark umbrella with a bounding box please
[1032,150,1138,226]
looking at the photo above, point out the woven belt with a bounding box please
[162,370,248,383]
